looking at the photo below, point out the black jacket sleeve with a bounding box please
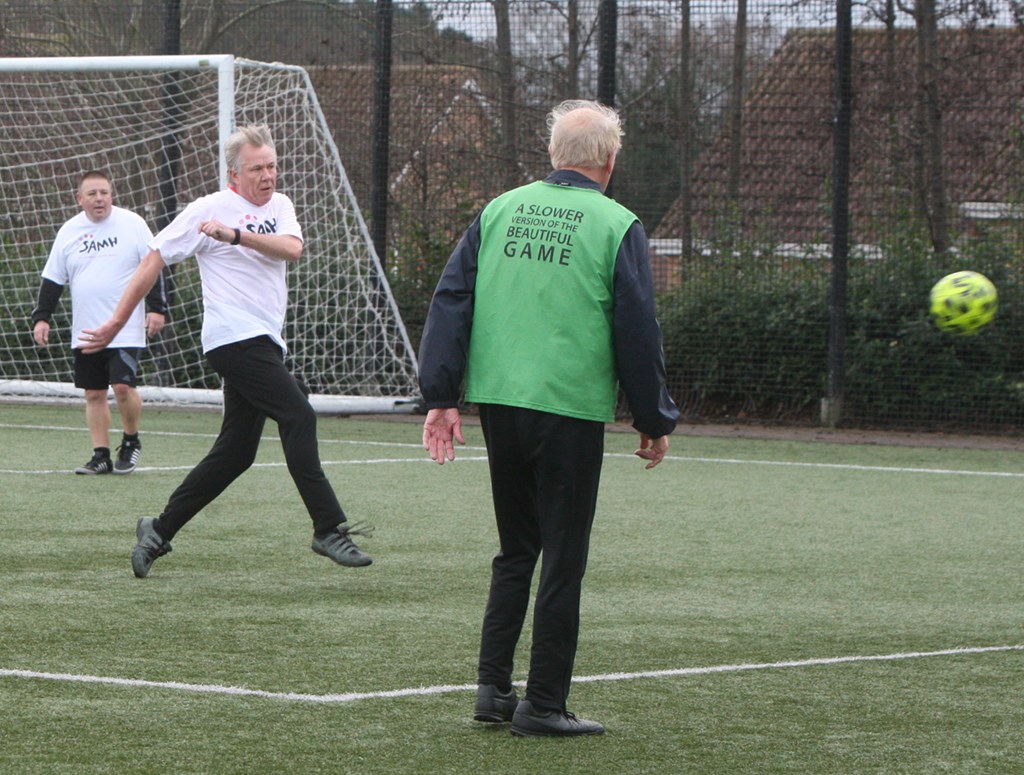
[612,221,680,438]
[417,215,481,409]
[145,266,169,318]
[32,278,64,325]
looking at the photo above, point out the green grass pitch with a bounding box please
[1,403,1022,774]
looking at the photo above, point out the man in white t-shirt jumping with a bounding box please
[82,124,372,578]
[32,170,167,475]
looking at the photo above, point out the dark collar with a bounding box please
[544,169,604,192]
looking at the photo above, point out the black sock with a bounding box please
[314,520,345,540]
[94,447,110,459]
[152,517,171,542]
[122,433,140,445]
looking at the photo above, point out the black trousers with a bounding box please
[157,336,344,538]
[476,403,605,712]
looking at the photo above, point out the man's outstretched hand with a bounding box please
[423,407,465,465]
[635,433,669,469]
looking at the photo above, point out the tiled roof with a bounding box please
[654,27,1024,245]
[308,65,539,231]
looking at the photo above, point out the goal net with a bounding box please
[0,55,421,413]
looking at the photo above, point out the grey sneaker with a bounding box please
[75,454,112,475]
[474,684,518,723]
[132,517,172,578]
[510,700,605,737]
[311,522,373,567]
[113,438,141,474]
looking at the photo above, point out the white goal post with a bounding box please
[0,55,421,414]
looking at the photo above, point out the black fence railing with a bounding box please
[1,0,1022,432]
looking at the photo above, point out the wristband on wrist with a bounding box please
[231,228,242,245]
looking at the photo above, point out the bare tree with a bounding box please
[678,0,694,259]
[504,1,600,103]
[0,0,159,55]
[0,0,385,59]
[857,0,1000,254]
[491,0,520,189]
[608,8,776,238]
[908,0,950,254]
[566,0,581,98]
[726,0,748,216]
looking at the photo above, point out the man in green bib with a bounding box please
[419,100,679,737]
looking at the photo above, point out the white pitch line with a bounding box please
[0,457,493,475]
[131,457,492,473]
[1,645,1019,705]
[573,644,1024,682]
[0,422,428,448]
[612,454,1024,478]
[2,453,1019,477]
[1,422,1020,477]
[0,425,1017,477]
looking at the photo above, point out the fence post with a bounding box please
[678,0,693,260]
[152,0,184,387]
[371,0,393,268]
[597,0,617,197]
[825,0,853,427]
[157,0,181,233]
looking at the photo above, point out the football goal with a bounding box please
[0,54,421,413]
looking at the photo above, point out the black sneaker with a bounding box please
[474,684,518,723]
[114,438,142,474]
[75,454,112,475]
[311,522,373,567]
[132,517,172,578]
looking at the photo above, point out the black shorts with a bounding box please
[73,348,141,391]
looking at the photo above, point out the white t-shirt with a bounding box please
[42,206,154,349]
[151,188,303,354]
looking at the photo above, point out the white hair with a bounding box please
[547,100,623,169]
[225,124,275,172]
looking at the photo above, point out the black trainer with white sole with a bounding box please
[75,454,112,475]
[114,439,141,474]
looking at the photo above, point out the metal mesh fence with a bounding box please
[1,0,1022,432]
